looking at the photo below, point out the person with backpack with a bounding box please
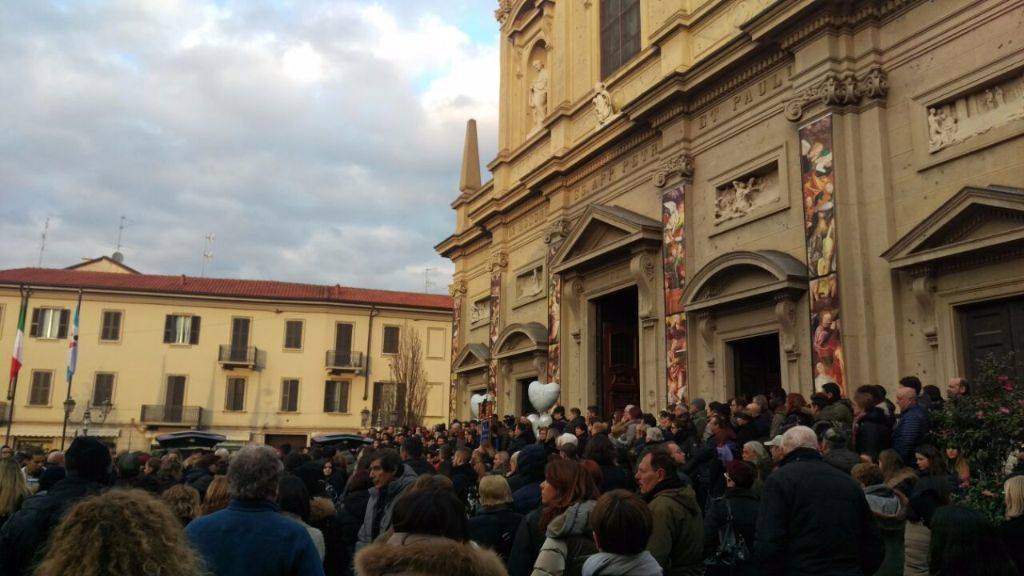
[703,461,759,576]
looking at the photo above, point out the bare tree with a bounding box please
[389,327,429,428]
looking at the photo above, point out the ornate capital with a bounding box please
[653,154,695,188]
[489,252,509,272]
[448,280,467,298]
[543,218,572,245]
[785,67,889,122]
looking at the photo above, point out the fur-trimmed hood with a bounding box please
[354,532,507,576]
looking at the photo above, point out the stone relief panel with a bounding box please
[706,143,791,236]
[470,295,491,327]
[927,72,1024,153]
[514,263,546,305]
[714,169,780,226]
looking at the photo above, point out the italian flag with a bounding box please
[9,293,27,386]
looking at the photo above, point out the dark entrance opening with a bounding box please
[730,333,782,399]
[959,295,1024,382]
[595,287,640,417]
[518,378,535,415]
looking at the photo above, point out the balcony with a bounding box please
[325,350,365,373]
[140,405,203,427]
[218,345,260,369]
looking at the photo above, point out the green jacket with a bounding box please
[646,484,704,576]
[815,400,853,427]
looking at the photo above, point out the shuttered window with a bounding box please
[100,311,122,342]
[600,0,641,79]
[324,380,350,413]
[29,371,52,405]
[225,378,246,411]
[29,308,69,339]
[382,326,400,355]
[93,373,115,405]
[163,315,201,344]
[284,320,304,350]
[281,379,300,412]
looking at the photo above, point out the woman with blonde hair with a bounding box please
[201,475,230,516]
[162,484,201,527]
[1000,475,1024,572]
[33,489,204,576]
[468,474,523,564]
[0,459,30,525]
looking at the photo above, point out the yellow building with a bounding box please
[0,256,453,451]
[438,0,1024,420]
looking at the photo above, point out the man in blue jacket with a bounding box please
[186,445,323,576]
[892,386,930,467]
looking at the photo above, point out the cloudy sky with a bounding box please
[0,1,498,293]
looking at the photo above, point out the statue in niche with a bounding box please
[592,82,615,125]
[529,60,549,129]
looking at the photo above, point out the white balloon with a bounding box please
[470,393,486,419]
[526,412,553,436]
[528,381,560,413]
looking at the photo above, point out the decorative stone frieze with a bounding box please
[785,67,889,122]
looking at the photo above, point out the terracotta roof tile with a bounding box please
[0,268,453,311]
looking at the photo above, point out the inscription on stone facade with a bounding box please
[507,204,548,237]
[698,68,786,131]
[569,140,659,202]
[927,72,1024,153]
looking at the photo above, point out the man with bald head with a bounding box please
[947,377,970,399]
[753,426,883,576]
[892,386,930,467]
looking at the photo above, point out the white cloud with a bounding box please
[0,0,499,292]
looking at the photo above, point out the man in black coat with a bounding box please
[753,426,883,576]
[400,436,434,476]
[0,437,111,576]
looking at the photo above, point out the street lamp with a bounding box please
[360,408,371,429]
[60,398,76,450]
[82,402,93,437]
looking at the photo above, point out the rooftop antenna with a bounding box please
[37,216,51,267]
[424,267,436,293]
[112,215,128,263]
[201,233,215,277]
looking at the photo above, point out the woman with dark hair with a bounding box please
[852,386,892,462]
[354,488,506,576]
[780,393,813,431]
[338,448,376,567]
[928,505,1017,576]
[509,459,600,576]
[531,459,601,576]
[703,461,760,576]
[912,444,953,500]
[278,474,325,561]
[584,490,661,576]
[583,434,633,493]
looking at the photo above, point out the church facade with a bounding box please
[437,0,1024,420]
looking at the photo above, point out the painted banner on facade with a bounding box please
[799,114,846,393]
[487,269,502,400]
[546,250,561,385]
[661,185,687,405]
[448,290,462,421]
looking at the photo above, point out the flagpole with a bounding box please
[59,290,83,451]
[5,286,28,447]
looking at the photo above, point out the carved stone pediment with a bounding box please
[494,322,548,359]
[683,250,808,313]
[551,204,663,274]
[453,343,491,374]
[881,185,1024,271]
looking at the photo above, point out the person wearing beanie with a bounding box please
[703,460,760,575]
[0,436,111,576]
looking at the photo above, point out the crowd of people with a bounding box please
[0,376,1022,575]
